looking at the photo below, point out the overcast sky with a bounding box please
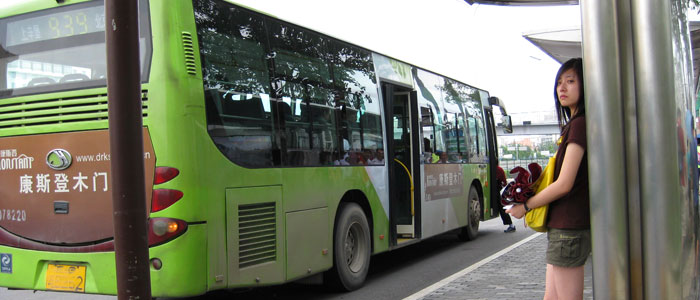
[4,1,696,115]
[0,0,576,115]
[232,0,582,115]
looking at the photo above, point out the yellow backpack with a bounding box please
[525,137,560,232]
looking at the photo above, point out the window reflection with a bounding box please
[195,0,383,168]
[196,0,277,167]
[415,69,487,164]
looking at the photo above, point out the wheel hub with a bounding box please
[470,197,480,226]
[345,222,366,273]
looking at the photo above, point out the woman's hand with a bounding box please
[506,204,527,219]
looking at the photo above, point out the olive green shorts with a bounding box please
[546,228,591,267]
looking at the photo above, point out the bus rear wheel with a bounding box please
[324,202,371,291]
[458,187,480,241]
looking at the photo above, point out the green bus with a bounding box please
[0,0,512,297]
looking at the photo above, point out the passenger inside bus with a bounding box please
[423,138,439,163]
[367,149,384,165]
[436,150,448,163]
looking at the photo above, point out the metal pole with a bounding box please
[631,0,682,298]
[105,0,152,298]
[580,0,633,298]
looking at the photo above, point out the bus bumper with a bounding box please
[0,223,207,297]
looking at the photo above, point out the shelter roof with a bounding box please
[523,22,700,89]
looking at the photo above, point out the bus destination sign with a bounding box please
[6,4,105,47]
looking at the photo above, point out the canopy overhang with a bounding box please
[523,28,581,64]
[524,22,700,89]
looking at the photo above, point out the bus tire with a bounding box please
[458,187,480,241]
[324,202,371,291]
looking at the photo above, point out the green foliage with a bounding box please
[500,139,559,160]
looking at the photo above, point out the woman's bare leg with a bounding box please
[551,264,584,300]
[543,264,558,300]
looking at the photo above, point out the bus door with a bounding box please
[483,108,500,217]
[383,83,422,244]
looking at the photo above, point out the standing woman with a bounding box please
[506,57,590,300]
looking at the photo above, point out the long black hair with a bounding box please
[554,57,584,130]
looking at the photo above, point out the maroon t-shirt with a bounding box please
[547,114,590,229]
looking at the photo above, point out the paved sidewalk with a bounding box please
[408,232,593,300]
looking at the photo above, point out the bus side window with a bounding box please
[420,106,436,164]
[441,112,460,163]
[196,1,279,168]
[457,113,467,162]
[467,116,478,162]
[281,98,315,166]
[476,114,487,162]
[204,89,224,128]
[205,90,277,168]
[222,94,264,119]
[310,105,336,165]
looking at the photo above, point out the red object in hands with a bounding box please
[500,163,542,206]
[510,166,531,184]
[528,163,542,184]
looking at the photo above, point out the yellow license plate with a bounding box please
[45,263,86,292]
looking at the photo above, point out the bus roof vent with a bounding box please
[182,32,197,76]
[0,90,149,134]
[238,202,277,268]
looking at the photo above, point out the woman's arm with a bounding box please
[506,142,585,219]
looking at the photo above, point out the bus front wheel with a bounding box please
[324,202,371,291]
[458,187,480,241]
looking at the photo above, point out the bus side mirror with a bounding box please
[501,116,513,133]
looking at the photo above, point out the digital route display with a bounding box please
[6,3,105,47]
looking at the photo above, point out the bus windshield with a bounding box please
[0,0,151,99]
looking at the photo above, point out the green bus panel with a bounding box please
[286,208,331,281]
[226,186,285,288]
[0,225,207,297]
